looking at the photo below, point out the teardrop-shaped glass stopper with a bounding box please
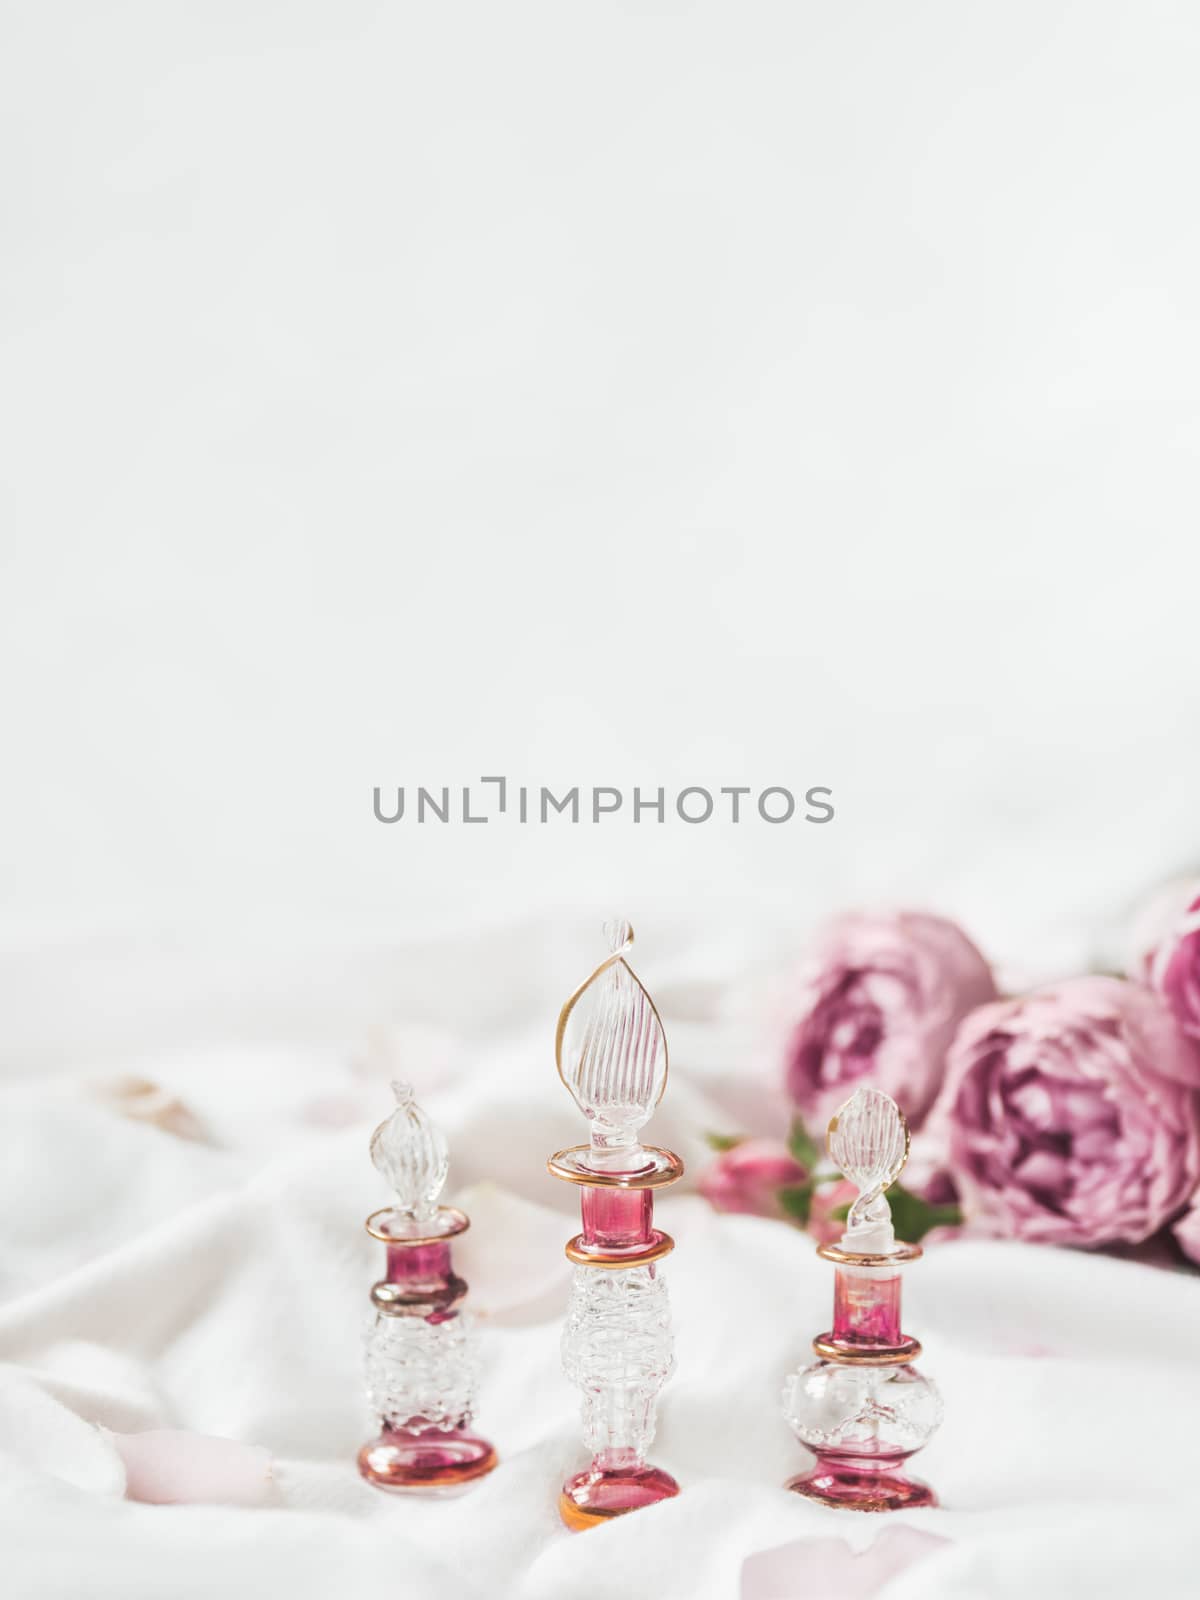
[827,1086,909,1238]
[556,919,668,1168]
[369,1081,449,1222]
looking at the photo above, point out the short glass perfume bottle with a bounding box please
[357,1082,497,1492]
[548,919,683,1531]
[782,1087,943,1511]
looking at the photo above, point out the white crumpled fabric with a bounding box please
[3,941,1200,1600]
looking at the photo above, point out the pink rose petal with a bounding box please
[742,1527,951,1600]
[89,1078,209,1143]
[107,1428,273,1507]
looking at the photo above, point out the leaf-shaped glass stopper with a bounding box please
[827,1086,910,1243]
[369,1081,449,1222]
[556,918,668,1168]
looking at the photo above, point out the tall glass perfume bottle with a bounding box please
[782,1087,942,1511]
[548,919,682,1531]
[358,1082,497,1492]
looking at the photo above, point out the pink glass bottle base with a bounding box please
[786,1454,936,1513]
[558,1463,680,1531]
[358,1427,497,1493]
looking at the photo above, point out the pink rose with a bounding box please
[1129,876,1200,1043]
[784,912,997,1130]
[699,1139,807,1220]
[941,976,1200,1246]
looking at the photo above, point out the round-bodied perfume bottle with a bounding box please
[548,919,682,1531]
[782,1087,942,1510]
[357,1082,497,1492]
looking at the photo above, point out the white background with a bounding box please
[3,1,1199,1037]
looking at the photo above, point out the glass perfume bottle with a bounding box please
[358,1082,497,1491]
[548,919,682,1531]
[782,1087,942,1510]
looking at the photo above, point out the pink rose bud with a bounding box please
[699,1139,807,1221]
[941,976,1200,1247]
[1128,876,1200,1043]
[784,912,997,1131]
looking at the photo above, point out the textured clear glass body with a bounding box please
[364,1307,479,1434]
[561,1263,674,1465]
[359,1282,496,1491]
[783,1360,943,1459]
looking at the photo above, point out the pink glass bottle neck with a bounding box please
[580,1186,654,1253]
[832,1267,903,1348]
[386,1239,454,1287]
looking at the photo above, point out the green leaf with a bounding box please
[777,1182,814,1225]
[787,1114,821,1172]
[704,1131,747,1152]
[885,1183,962,1245]
[830,1201,851,1223]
